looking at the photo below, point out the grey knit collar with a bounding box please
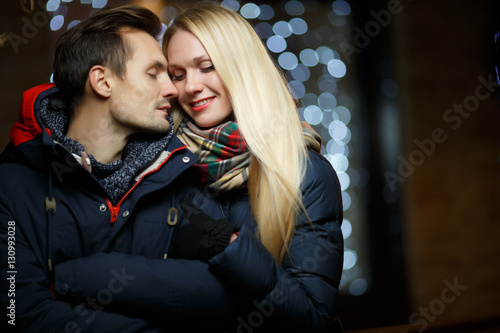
[39,97,174,205]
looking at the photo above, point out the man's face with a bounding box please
[108,29,178,136]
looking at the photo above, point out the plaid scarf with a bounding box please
[177,118,322,193]
[178,119,250,193]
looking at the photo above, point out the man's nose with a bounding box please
[161,76,178,98]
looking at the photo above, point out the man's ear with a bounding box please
[88,65,112,98]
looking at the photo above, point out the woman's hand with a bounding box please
[168,198,239,261]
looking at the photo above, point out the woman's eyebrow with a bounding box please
[168,55,210,69]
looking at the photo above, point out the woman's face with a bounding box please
[167,29,233,128]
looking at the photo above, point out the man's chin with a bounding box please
[130,124,171,139]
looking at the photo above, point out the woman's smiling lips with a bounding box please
[190,97,215,112]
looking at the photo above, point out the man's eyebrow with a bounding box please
[148,61,167,70]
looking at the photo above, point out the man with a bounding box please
[0,6,235,332]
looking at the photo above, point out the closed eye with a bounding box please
[170,73,185,82]
[147,68,158,79]
[201,65,215,72]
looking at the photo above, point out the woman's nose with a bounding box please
[185,72,203,95]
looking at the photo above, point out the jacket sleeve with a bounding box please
[0,205,167,333]
[53,252,236,326]
[208,152,344,332]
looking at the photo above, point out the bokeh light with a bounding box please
[318,92,337,110]
[273,21,293,38]
[46,0,61,12]
[284,0,305,16]
[332,0,351,15]
[240,3,260,19]
[291,64,310,82]
[267,35,287,53]
[303,105,323,125]
[349,278,368,296]
[300,48,319,67]
[254,22,274,39]
[92,0,107,8]
[317,46,335,64]
[328,59,347,78]
[288,81,306,99]
[289,17,308,35]
[258,4,274,20]
[50,15,64,31]
[221,0,240,11]
[278,52,298,70]
[343,250,358,270]
[67,20,80,29]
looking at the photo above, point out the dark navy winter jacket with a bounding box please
[0,84,237,332]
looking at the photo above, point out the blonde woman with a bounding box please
[164,4,344,332]
[50,4,344,333]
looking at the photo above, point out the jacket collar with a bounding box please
[10,83,57,147]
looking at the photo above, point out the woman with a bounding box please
[52,4,344,333]
[164,4,344,332]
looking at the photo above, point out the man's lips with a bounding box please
[157,105,170,114]
[190,97,215,112]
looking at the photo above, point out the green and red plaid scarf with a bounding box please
[177,119,250,192]
[177,118,322,193]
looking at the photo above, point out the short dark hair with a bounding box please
[53,5,162,110]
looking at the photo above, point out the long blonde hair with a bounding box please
[164,4,308,264]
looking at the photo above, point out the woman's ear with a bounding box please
[88,65,112,98]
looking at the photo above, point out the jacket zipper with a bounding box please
[105,197,120,227]
[104,146,187,227]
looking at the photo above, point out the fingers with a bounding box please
[81,151,92,172]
